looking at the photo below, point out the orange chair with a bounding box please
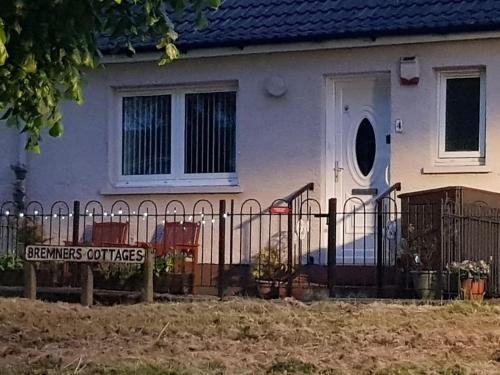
[153,222,201,268]
[91,222,129,246]
[65,222,129,246]
[62,221,130,285]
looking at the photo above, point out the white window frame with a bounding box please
[112,84,238,188]
[437,69,486,161]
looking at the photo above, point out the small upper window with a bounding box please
[438,69,485,160]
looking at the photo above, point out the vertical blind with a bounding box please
[122,95,171,176]
[184,92,236,174]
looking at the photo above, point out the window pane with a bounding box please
[122,95,171,175]
[185,92,236,174]
[445,77,481,152]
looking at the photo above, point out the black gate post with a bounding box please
[72,201,80,246]
[287,202,294,298]
[70,201,83,301]
[218,200,226,299]
[70,201,81,290]
[327,198,337,298]
[376,200,384,298]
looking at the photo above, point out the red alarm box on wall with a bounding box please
[400,56,420,85]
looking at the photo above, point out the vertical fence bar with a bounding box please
[327,198,337,298]
[218,200,226,299]
[72,201,80,246]
[376,200,384,298]
[440,200,446,298]
[229,199,234,265]
[67,200,81,287]
[286,201,293,298]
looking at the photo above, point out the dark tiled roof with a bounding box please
[100,0,500,53]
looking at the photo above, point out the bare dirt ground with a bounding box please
[0,298,499,374]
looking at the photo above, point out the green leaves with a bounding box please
[0,18,8,66]
[157,37,180,65]
[196,12,209,30]
[0,0,219,152]
[21,54,37,73]
[207,0,221,8]
[0,45,7,66]
[0,253,24,272]
[49,122,64,137]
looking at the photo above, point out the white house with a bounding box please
[3,0,500,298]
[3,0,500,276]
[3,0,500,209]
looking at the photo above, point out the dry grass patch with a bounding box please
[0,298,499,374]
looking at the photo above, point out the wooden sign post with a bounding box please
[81,264,94,307]
[143,249,154,303]
[24,245,154,306]
[24,261,36,300]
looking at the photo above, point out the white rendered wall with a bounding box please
[1,38,500,210]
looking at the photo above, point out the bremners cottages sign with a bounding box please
[23,244,154,307]
[25,245,147,264]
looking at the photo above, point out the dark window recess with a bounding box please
[445,77,481,152]
[355,119,376,177]
[185,92,236,174]
[122,95,171,176]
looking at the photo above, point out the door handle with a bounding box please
[334,161,344,182]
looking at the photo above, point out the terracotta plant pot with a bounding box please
[461,278,486,301]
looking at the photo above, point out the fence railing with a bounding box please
[442,202,500,296]
[0,195,407,297]
[0,198,326,296]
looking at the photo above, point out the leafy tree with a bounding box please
[0,0,220,152]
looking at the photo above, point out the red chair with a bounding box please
[62,222,130,285]
[91,222,129,246]
[153,222,201,269]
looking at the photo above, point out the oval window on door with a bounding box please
[355,118,376,177]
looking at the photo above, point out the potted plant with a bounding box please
[154,253,193,294]
[0,253,24,286]
[251,246,288,299]
[449,260,490,301]
[399,224,442,299]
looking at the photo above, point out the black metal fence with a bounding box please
[442,202,500,296]
[0,191,406,298]
[3,188,498,299]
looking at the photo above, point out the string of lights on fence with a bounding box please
[1,210,221,225]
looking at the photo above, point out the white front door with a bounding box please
[333,75,391,265]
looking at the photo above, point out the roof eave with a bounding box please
[100,23,500,57]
